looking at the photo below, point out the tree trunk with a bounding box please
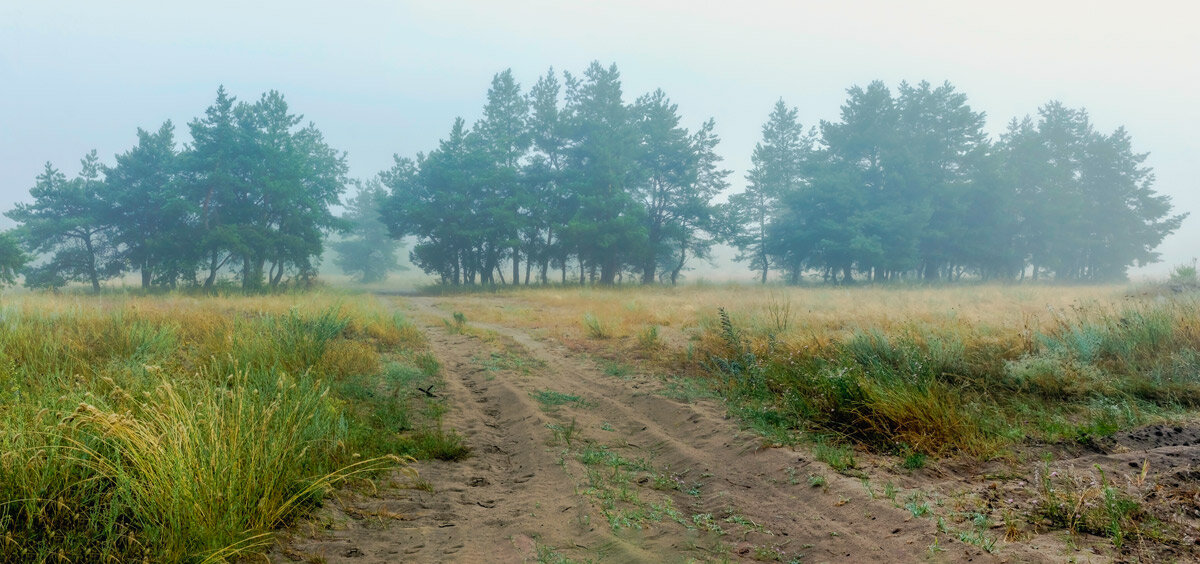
[512,245,520,286]
[83,237,100,292]
[599,254,617,285]
[641,259,656,284]
[669,244,687,285]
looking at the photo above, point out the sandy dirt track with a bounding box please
[268,295,1175,563]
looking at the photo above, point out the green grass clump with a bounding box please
[703,297,1200,460]
[582,313,612,339]
[0,294,440,563]
[812,439,857,473]
[532,389,588,410]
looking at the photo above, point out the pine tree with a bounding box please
[333,179,403,283]
[103,120,190,287]
[728,99,810,283]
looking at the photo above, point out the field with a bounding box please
[0,293,462,563]
[4,283,1200,562]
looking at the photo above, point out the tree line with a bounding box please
[379,63,728,286]
[1,64,1186,290]
[731,82,1185,283]
[381,65,1183,285]
[3,87,348,290]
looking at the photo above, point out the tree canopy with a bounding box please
[381,62,730,286]
[6,71,1185,289]
[6,87,349,290]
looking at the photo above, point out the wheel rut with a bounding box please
[275,295,1051,563]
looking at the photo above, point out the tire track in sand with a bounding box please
[277,295,1054,563]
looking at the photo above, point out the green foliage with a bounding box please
[1169,259,1198,286]
[103,120,191,288]
[532,389,587,410]
[0,231,28,286]
[726,99,812,284]
[582,312,612,339]
[0,296,433,562]
[380,62,728,287]
[333,179,404,283]
[6,153,123,290]
[6,87,349,291]
[812,440,857,473]
[703,297,1200,466]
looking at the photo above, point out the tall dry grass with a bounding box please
[436,283,1200,457]
[0,293,429,562]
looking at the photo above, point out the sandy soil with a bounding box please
[269,295,1200,563]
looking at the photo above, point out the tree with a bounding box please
[631,91,729,284]
[523,67,569,283]
[0,231,28,287]
[103,120,190,287]
[382,120,488,284]
[333,179,404,283]
[473,70,530,285]
[182,86,246,288]
[183,87,349,290]
[560,62,645,285]
[728,100,811,283]
[998,102,1186,281]
[7,154,122,291]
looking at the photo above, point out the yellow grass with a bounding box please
[440,283,1127,345]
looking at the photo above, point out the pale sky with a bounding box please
[2,0,1195,276]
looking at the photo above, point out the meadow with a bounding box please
[0,292,460,563]
[4,281,1198,561]
[441,282,1200,457]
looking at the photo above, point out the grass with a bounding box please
[0,292,447,563]
[812,439,857,473]
[422,282,1200,552]
[439,283,1192,460]
[531,389,589,410]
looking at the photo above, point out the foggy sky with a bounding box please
[2,0,1195,276]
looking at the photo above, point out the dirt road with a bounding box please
[274,296,1078,563]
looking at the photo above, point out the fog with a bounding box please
[2,0,1195,279]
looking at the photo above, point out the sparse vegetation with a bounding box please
[532,389,588,410]
[582,313,613,339]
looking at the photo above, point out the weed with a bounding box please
[0,294,434,562]
[547,419,580,446]
[444,311,468,334]
[692,513,725,534]
[637,325,662,350]
[812,440,856,473]
[531,389,588,410]
[1034,464,1151,547]
[751,544,785,561]
[602,360,632,379]
[724,514,769,534]
[582,313,612,339]
[883,481,899,502]
[807,474,827,489]
[401,429,471,461]
[957,529,996,553]
[902,451,927,470]
[765,291,792,335]
[905,500,931,518]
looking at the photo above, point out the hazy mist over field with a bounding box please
[2,0,1195,279]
